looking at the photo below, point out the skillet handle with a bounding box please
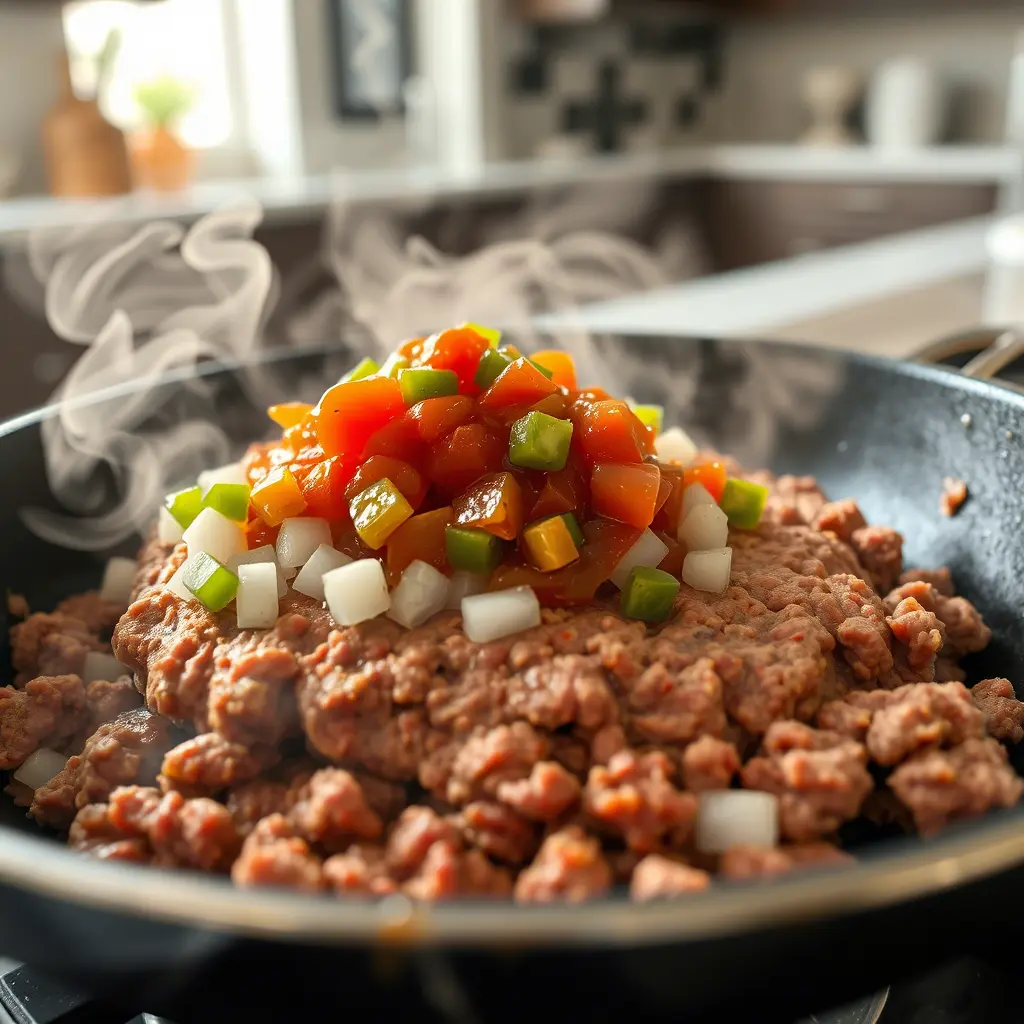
[913,326,1024,381]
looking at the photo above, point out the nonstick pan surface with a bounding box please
[2,333,1024,1022]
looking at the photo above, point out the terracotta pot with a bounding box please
[41,54,132,198]
[130,125,195,192]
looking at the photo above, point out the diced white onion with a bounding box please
[182,507,247,565]
[654,426,698,466]
[228,544,288,599]
[461,586,541,643]
[13,748,68,791]
[235,563,280,629]
[681,482,716,520]
[323,559,390,626]
[99,557,136,604]
[682,547,733,594]
[388,560,451,629]
[444,571,487,609]
[157,506,184,545]
[275,517,332,569]
[609,529,670,589]
[282,565,299,581]
[197,461,247,496]
[292,544,352,602]
[82,651,125,683]
[679,503,729,551]
[696,790,779,854]
[166,554,200,603]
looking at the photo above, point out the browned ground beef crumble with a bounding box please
[3,464,1023,902]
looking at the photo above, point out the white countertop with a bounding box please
[0,144,1018,249]
[562,215,996,346]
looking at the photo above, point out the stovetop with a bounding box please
[0,956,1021,1024]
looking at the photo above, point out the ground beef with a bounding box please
[55,592,126,636]
[741,721,873,841]
[70,786,240,871]
[888,738,1024,835]
[718,843,854,880]
[681,735,740,792]
[0,675,88,769]
[31,707,178,829]
[7,593,29,620]
[940,477,969,518]
[971,678,1024,744]
[514,826,613,902]
[15,461,1021,903]
[630,855,711,900]
[584,749,697,854]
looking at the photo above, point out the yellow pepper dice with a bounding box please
[251,465,307,526]
[522,516,580,572]
[267,401,313,429]
[350,477,414,550]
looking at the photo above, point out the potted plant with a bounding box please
[130,76,196,191]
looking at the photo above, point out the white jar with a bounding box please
[865,58,946,150]
[984,214,1024,327]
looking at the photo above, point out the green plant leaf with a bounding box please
[132,76,196,128]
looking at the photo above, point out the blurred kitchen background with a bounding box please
[1,0,1024,417]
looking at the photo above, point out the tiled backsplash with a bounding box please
[500,14,726,159]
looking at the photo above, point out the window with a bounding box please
[62,0,234,149]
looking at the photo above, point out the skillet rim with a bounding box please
[3,334,1024,948]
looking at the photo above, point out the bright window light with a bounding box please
[62,0,233,148]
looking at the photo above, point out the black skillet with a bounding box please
[2,330,1024,1024]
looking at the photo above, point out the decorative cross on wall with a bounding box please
[561,60,648,154]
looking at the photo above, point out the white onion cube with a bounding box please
[236,563,280,629]
[681,482,716,520]
[182,507,247,565]
[99,557,136,604]
[461,586,541,643]
[654,426,698,466]
[276,517,332,569]
[228,544,288,598]
[696,791,779,854]
[444,571,488,609]
[82,651,125,683]
[323,559,390,626]
[197,461,247,495]
[14,748,68,791]
[293,544,352,602]
[388,560,451,629]
[610,529,670,589]
[157,506,184,545]
[682,547,733,594]
[166,554,200,603]
[679,503,729,551]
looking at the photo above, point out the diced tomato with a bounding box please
[478,358,558,419]
[242,441,275,486]
[362,414,425,464]
[397,336,426,361]
[419,326,491,395]
[428,423,506,499]
[251,465,308,527]
[312,377,404,459]
[282,417,319,454]
[408,395,475,443]
[655,531,687,576]
[590,462,661,528]
[452,471,524,540]
[573,387,611,405]
[683,460,728,503]
[629,409,657,456]
[573,400,645,466]
[299,454,358,520]
[529,455,588,520]
[530,391,572,419]
[530,350,578,391]
[345,455,427,511]
[489,518,642,606]
[654,474,674,515]
[267,402,313,429]
[386,506,452,580]
[246,518,280,550]
[652,462,685,535]
[331,523,376,561]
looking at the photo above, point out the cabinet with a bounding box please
[694,179,997,271]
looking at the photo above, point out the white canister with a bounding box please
[865,58,946,150]
[983,214,1024,327]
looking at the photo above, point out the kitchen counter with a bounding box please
[565,215,995,359]
[0,145,1017,249]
